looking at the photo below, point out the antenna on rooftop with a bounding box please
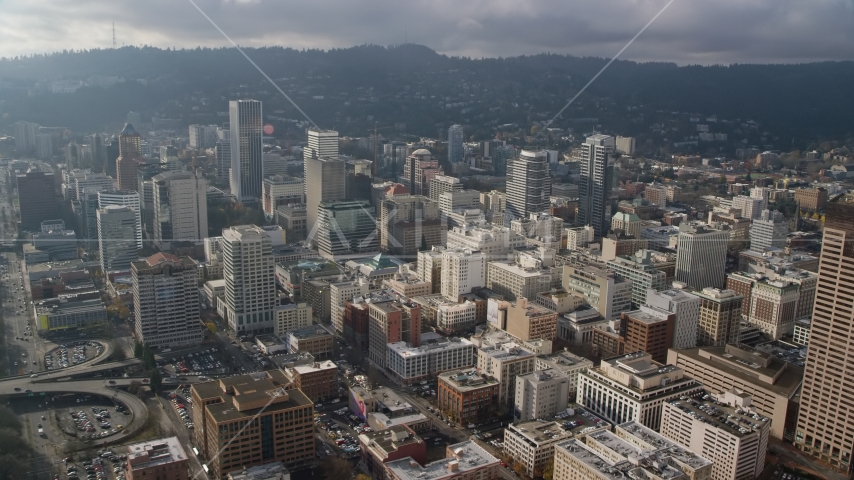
[112,22,116,49]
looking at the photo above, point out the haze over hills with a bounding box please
[1,44,852,146]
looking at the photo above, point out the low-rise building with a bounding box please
[35,297,107,332]
[285,325,334,359]
[506,298,558,341]
[359,425,427,480]
[535,350,593,401]
[255,334,289,355]
[191,371,315,478]
[204,279,226,309]
[553,424,713,480]
[503,408,610,479]
[288,360,338,403]
[125,437,189,480]
[387,334,476,386]
[437,369,500,426]
[273,303,313,337]
[384,441,500,480]
[577,352,702,430]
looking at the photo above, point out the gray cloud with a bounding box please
[0,0,852,64]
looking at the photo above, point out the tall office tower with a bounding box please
[447,124,465,163]
[89,133,108,174]
[313,200,379,261]
[35,134,53,160]
[795,195,854,472]
[229,99,263,202]
[428,174,462,202]
[152,171,208,249]
[97,205,139,272]
[188,124,218,149]
[403,149,442,196]
[13,121,38,153]
[132,253,204,348]
[441,248,487,300]
[215,137,231,183]
[379,195,445,257]
[615,135,636,155]
[98,190,142,249]
[115,123,144,191]
[675,222,729,290]
[417,247,444,294]
[478,341,536,406]
[646,287,701,349]
[136,163,163,238]
[491,145,515,177]
[577,134,615,237]
[345,159,373,201]
[693,287,743,347]
[505,149,548,222]
[304,128,339,163]
[750,209,787,251]
[368,299,421,369]
[304,156,346,241]
[17,170,58,231]
[221,225,276,334]
[661,390,770,480]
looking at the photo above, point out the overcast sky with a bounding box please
[1,0,852,65]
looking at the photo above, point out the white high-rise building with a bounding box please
[229,99,263,201]
[446,222,526,260]
[514,369,570,422]
[132,253,204,348]
[506,150,548,222]
[189,124,219,149]
[304,128,339,162]
[732,195,765,220]
[565,225,595,250]
[578,135,615,237]
[645,287,701,349]
[750,209,787,251]
[429,174,463,202]
[661,390,770,480]
[675,222,730,290]
[447,124,465,164]
[440,249,486,300]
[152,171,208,250]
[478,341,536,406]
[615,136,636,155]
[98,190,142,249]
[221,225,276,334]
[97,205,139,272]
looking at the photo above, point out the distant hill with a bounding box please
[1,44,852,144]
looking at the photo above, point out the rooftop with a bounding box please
[359,425,424,457]
[191,371,313,422]
[388,336,473,357]
[507,419,574,445]
[666,390,770,437]
[536,349,594,373]
[227,462,290,480]
[438,369,499,392]
[287,325,333,340]
[293,360,337,375]
[384,441,498,480]
[127,436,186,471]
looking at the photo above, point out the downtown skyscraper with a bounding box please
[448,124,464,163]
[229,99,263,202]
[577,134,615,237]
[795,194,854,473]
[505,149,548,222]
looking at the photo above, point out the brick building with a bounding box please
[437,369,500,425]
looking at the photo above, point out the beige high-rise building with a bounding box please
[152,171,208,250]
[645,183,668,207]
[795,194,854,472]
[304,156,346,241]
[693,287,743,347]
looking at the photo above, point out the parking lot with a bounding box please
[45,342,104,371]
[167,385,194,431]
[54,395,132,442]
[65,448,128,480]
[159,347,229,378]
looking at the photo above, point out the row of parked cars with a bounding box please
[46,342,101,370]
[171,395,194,429]
[66,450,128,480]
[69,406,123,439]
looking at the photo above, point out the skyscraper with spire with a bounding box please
[115,123,144,191]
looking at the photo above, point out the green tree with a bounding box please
[320,457,352,479]
[0,406,22,434]
[542,458,554,480]
[206,322,217,334]
[134,342,143,359]
[149,369,163,393]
